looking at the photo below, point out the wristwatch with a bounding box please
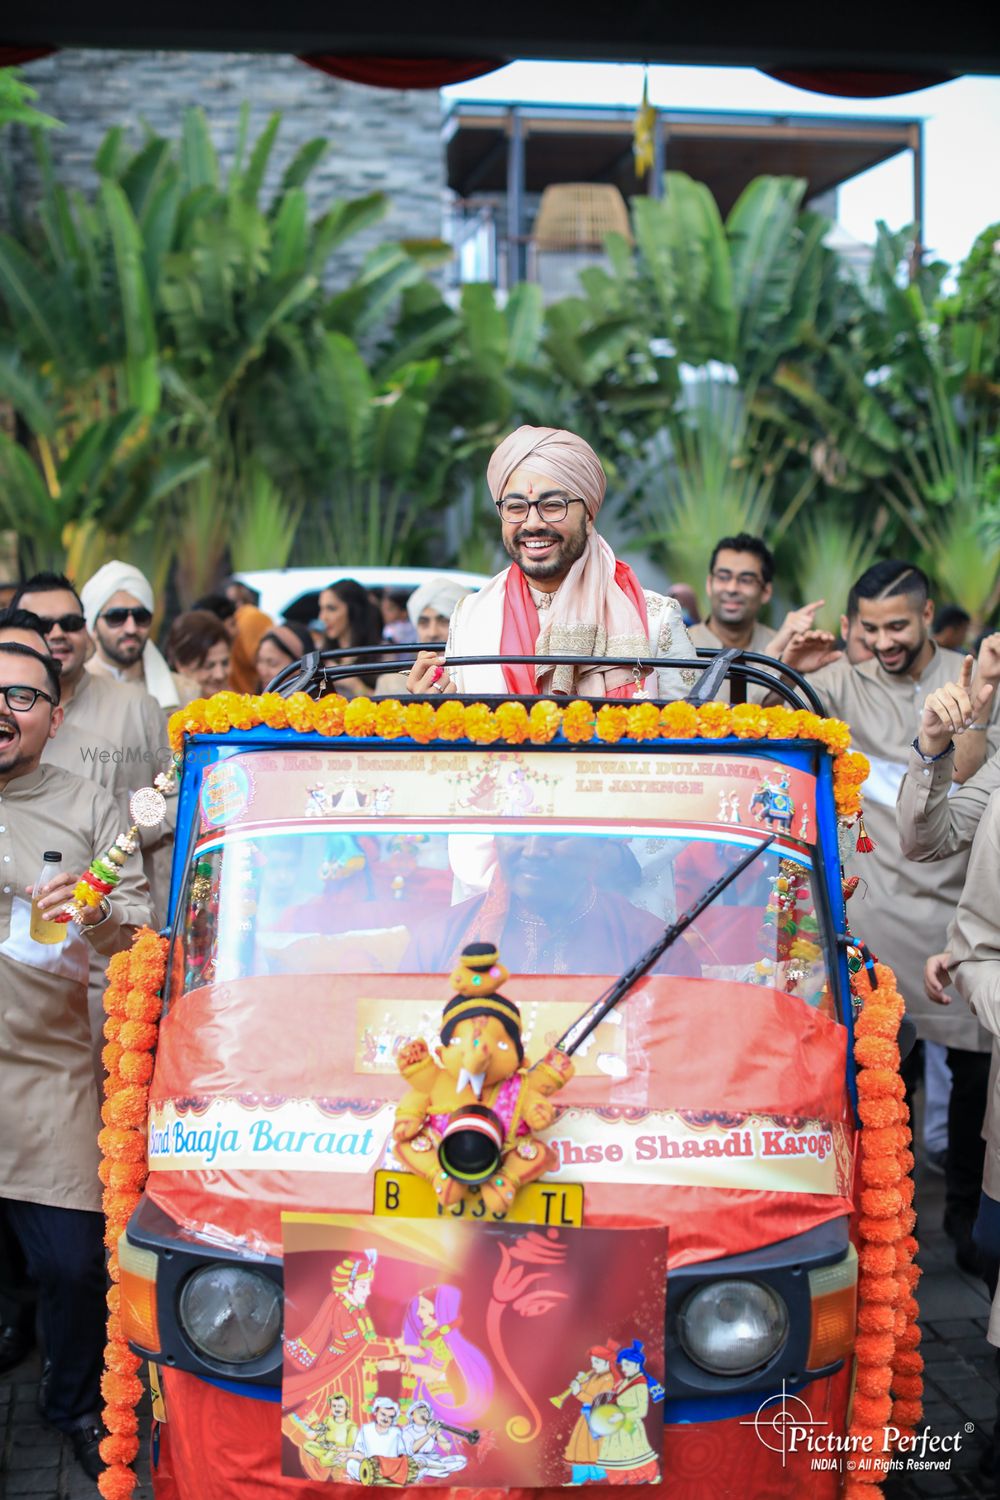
[911,736,955,763]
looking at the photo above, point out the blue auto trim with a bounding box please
[198,1374,282,1402]
[665,1368,829,1425]
[814,749,857,1115]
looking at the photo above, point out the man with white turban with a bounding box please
[375,577,472,695]
[407,427,695,700]
[80,562,198,711]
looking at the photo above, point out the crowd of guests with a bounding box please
[2,420,1000,1487]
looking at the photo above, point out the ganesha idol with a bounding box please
[393,943,573,1217]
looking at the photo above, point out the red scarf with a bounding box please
[499,563,650,697]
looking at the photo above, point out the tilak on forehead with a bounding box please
[486,425,607,519]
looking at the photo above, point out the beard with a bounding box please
[503,519,589,581]
[873,637,924,675]
[96,626,145,668]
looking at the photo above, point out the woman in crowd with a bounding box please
[164,610,232,700]
[375,578,471,695]
[318,579,384,697]
[255,621,316,691]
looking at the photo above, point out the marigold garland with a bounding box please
[168,694,869,818]
[849,960,923,1495]
[97,927,168,1500]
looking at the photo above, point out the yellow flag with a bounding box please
[633,71,656,178]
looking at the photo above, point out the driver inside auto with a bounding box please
[404,835,701,978]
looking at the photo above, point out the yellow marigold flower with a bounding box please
[204,698,232,733]
[626,701,660,741]
[763,706,795,738]
[434,701,467,741]
[281,691,314,733]
[344,698,377,737]
[729,703,769,739]
[562,701,596,742]
[374,700,406,739]
[465,704,501,744]
[495,701,529,744]
[659,701,698,738]
[596,704,628,742]
[313,695,347,737]
[815,718,851,754]
[789,710,823,741]
[528,701,561,744]
[403,702,437,743]
[695,702,731,739]
[255,692,291,730]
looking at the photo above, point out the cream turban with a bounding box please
[406,576,471,628]
[81,560,178,709]
[486,426,607,518]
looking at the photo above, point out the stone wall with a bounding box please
[7,50,446,283]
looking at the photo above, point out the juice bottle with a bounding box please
[30,850,68,944]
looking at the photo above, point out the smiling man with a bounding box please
[787,560,1000,1270]
[80,560,197,710]
[11,573,175,923]
[0,617,151,1481]
[407,426,695,700]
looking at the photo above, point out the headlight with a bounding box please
[178,1264,282,1364]
[678,1279,788,1376]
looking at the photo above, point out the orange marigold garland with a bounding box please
[167,695,869,815]
[849,960,923,1495]
[97,927,168,1500]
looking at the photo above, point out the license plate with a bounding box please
[373,1170,583,1225]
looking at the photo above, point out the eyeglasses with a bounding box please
[496,495,585,524]
[0,684,56,712]
[711,569,765,589]
[36,613,86,635]
[100,607,153,628]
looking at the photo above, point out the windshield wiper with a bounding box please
[550,834,777,1060]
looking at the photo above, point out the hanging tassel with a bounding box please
[633,68,656,177]
[856,815,876,854]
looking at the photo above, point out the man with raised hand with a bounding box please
[785,563,1000,1268]
[407,426,696,701]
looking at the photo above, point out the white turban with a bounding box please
[81,560,178,709]
[406,576,472,628]
[371,1398,399,1416]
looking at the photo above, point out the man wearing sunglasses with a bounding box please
[80,560,196,711]
[11,573,174,922]
[0,617,152,1481]
[408,425,696,699]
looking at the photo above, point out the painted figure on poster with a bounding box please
[346,1397,416,1485]
[299,1391,359,1479]
[401,1401,470,1479]
[284,1250,417,1425]
[557,1340,618,1484]
[400,1285,494,1425]
[594,1340,663,1485]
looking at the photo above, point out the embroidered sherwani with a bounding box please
[446,573,696,700]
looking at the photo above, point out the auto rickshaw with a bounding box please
[100,647,918,1499]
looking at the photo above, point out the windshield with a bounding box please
[176,823,832,1012]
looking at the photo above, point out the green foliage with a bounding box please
[0,68,61,131]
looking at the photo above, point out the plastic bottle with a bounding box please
[30,850,68,944]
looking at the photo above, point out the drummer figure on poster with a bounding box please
[346,1397,415,1485]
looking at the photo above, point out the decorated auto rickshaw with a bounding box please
[96,648,921,1500]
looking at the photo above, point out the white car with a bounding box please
[232,567,489,625]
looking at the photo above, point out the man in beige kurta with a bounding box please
[12,575,175,921]
[792,562,1000,1256]
[688,533,825,703]
[0,629,152,1478]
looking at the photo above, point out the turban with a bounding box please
[406,576,472,628]
[486,426,607,519]
[81,560,178,709]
